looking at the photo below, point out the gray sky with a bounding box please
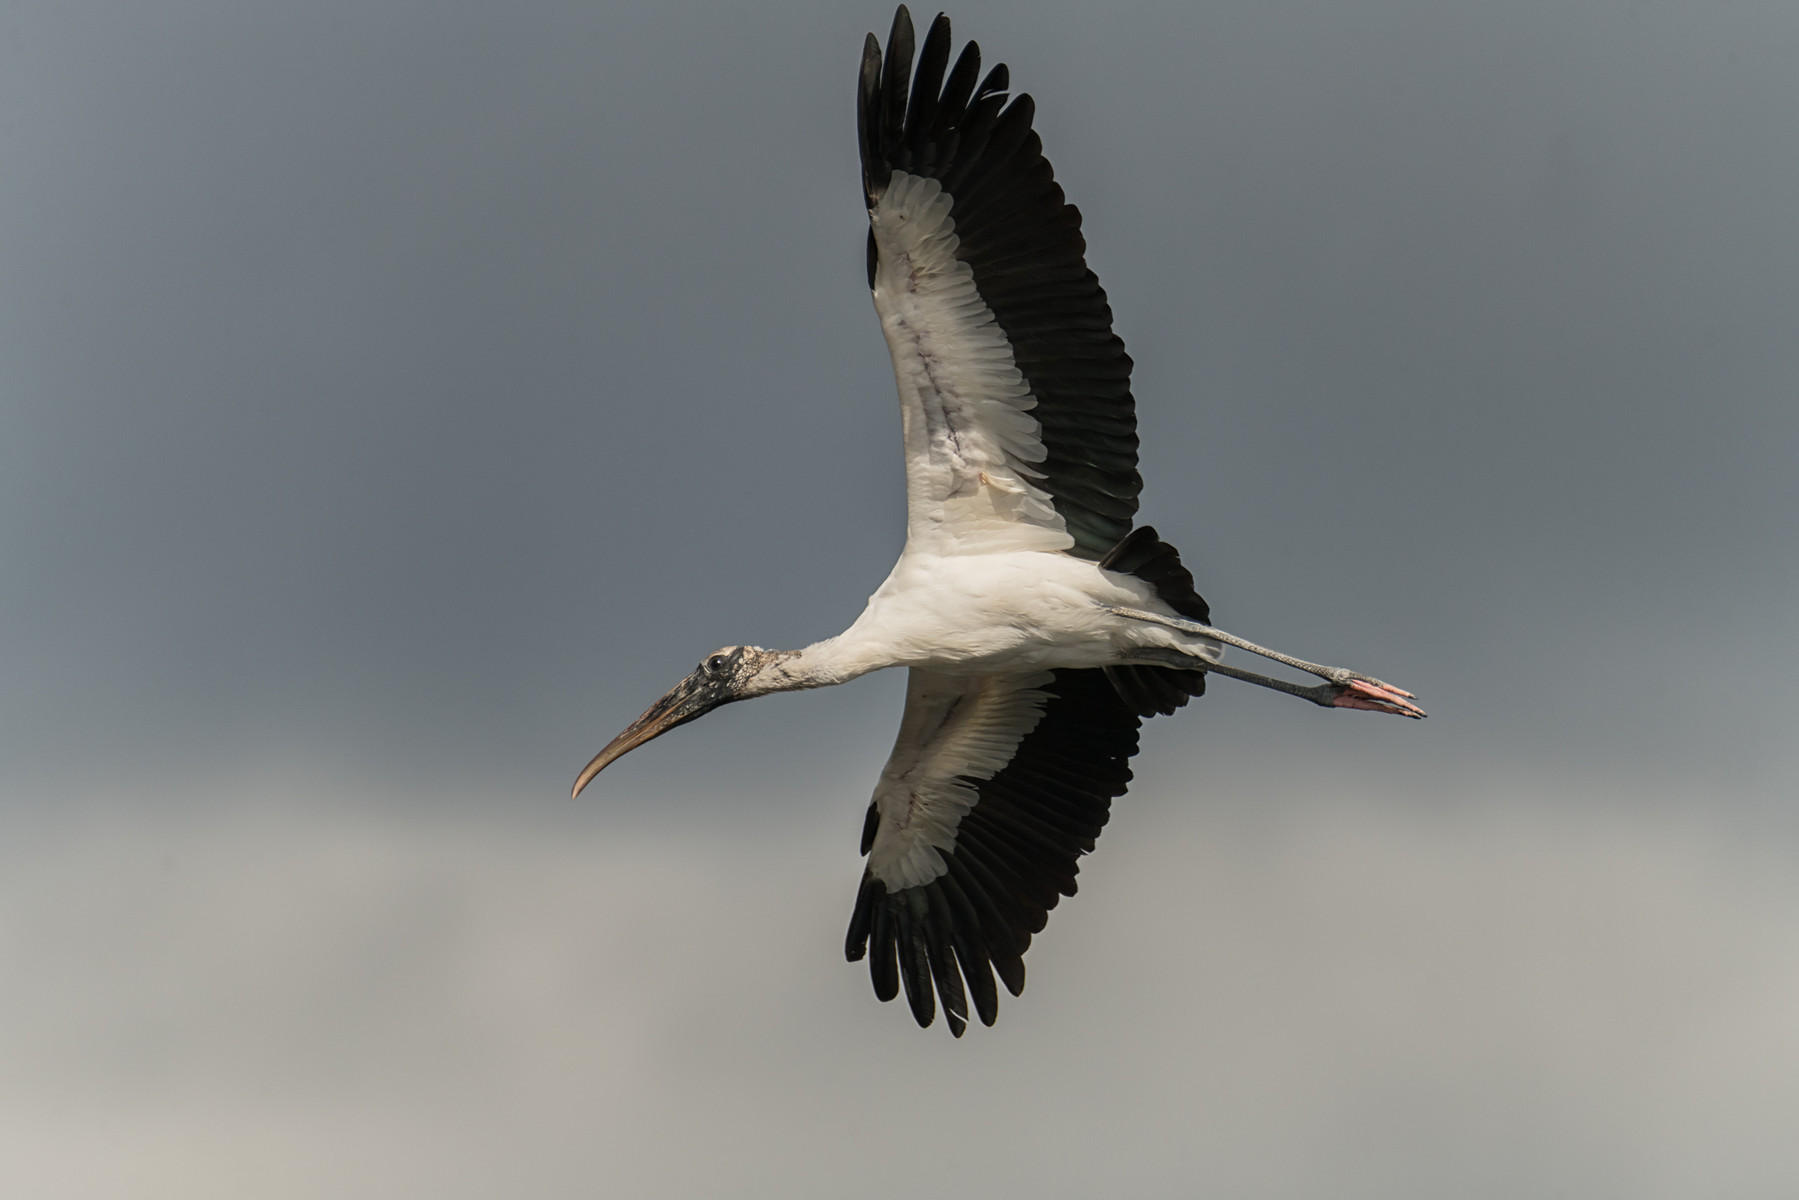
[4,0,1798,1194]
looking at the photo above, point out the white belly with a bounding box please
[839,548,1220,675]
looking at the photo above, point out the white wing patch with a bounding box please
[871,171,1073,556]
[866,669,1054,890]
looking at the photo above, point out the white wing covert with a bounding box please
[859,8,1143,559]
[845,667,1142,1035]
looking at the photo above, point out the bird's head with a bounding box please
[571,645,794,798]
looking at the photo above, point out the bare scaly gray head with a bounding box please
[571,645,798,798]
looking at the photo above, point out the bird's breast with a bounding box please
[845,550,1152,675]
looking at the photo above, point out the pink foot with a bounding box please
[1330,676,1427,719]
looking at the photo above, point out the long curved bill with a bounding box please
[571,670,723,799]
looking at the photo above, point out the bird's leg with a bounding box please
[1109,607,1427,719]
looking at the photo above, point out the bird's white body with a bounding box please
[572,8,1421,1037]
[797,548,1223,684]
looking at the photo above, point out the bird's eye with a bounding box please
[705,654,729,675]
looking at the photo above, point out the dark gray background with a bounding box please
[5,1,1796,1195]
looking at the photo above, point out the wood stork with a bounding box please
[573,6,1424,1036]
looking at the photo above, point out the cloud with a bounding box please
[4,772,1795,1198]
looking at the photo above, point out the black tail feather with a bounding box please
[1100,527,1211,717]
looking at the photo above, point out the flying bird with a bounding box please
[574,6,1425,1036]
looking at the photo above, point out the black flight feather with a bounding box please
[859,6,1142,560]
[845,669,1140,1033]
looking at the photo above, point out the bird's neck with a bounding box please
[760,633,888,693]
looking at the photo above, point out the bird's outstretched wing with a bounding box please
[859,7,1141,560]
[845,667,1141,1035]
